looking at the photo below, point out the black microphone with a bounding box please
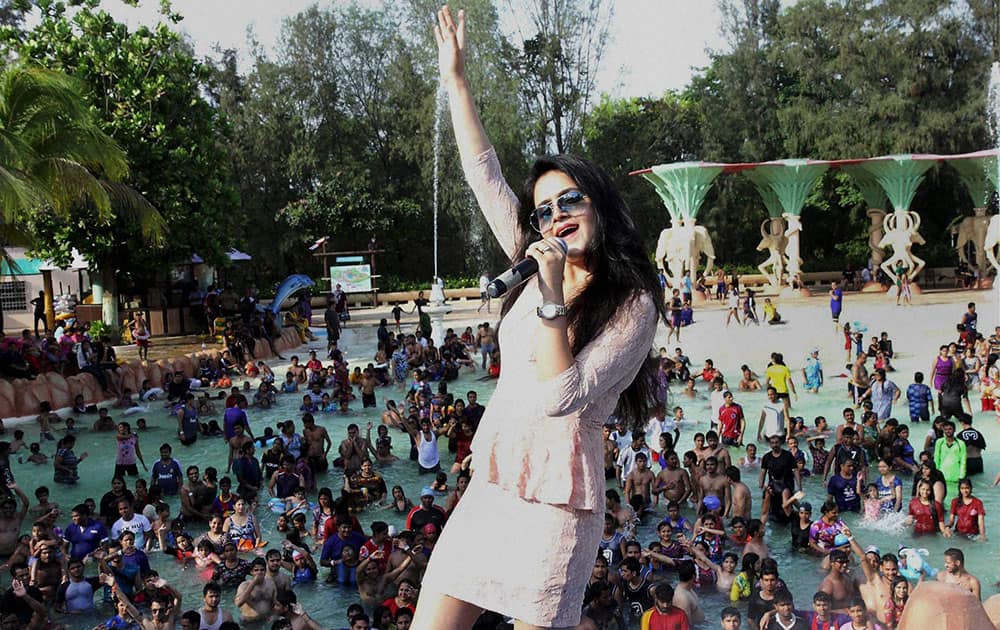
[487,238,567,298]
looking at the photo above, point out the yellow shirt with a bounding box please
[766,364,791,393]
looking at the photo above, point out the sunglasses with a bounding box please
[530,190,588,233]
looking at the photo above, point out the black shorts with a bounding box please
[362,392,377,408]
[721,436,740,447]
[179,434,197,446]
[967,457,984,475]
[114,464,139,478]
[308,455,329,474]
[775,391,790,400]
[418,463,441,475]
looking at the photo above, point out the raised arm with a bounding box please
[436,6,518,258]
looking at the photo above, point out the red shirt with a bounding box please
[950,497,985,535]
[717,404,744,440]
[908,498,945,534]
[359,538,392,572]
[641,606,690,630]
[381,598,415,617]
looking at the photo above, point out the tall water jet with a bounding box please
[427,82,452,348]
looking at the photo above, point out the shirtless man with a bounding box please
[29,544,63,601]
[699,457,731,516]
[385,531,426,587]
[265,549,292,597]
[819,549,859,609]
[338,425,370,475]
[357,547,413,609]
[672,562,705,625]
[476,323,495,370]
[302,414,332,474]
[623,453,655,511]
[287,356,307,384]
[653,451,691,507]
[103,573,182,630]
[851,353,871,406]
[180,466,212,521]
[725,466,752,520]
[0,489,29,556]
[234,558,276,621]
[601,425,618,478]
[227,424,252,474]
[742,519,770,561]
[938,547,981,599]
[273,590,324,630]
[702,431,732,469]
[360,369,378,408]
[847,533,900,625]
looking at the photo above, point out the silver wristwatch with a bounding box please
[536,302,567,320]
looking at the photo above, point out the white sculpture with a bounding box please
[654,218,716,289]
[955,207,992,272]
[757,217,787,289]
[867,208,887,269]
[878,210,926,284]
[983,213,1000,273]
[782,213,803,280]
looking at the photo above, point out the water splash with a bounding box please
[989,61,1000,147]
[433,81,447,283]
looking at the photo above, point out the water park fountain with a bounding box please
[854,155,936,292]
[426,83,451,347]
[643,163,720,293]
[843,165,891,290]
[951,156,997,277]
[747,161,829,296]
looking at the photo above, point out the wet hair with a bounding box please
[500,155,666,431]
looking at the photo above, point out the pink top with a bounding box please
[464,146,658,511]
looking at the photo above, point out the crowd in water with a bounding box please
[0,293,999,629]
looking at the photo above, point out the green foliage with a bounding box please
[0,0,235,282]
[87,319,120,343]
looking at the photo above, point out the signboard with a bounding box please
[329,265,372,293]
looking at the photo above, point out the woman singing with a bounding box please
[413,7,663,629]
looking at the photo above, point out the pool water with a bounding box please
[10,298,1000,628]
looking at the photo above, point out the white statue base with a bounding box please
[426,281,452,348]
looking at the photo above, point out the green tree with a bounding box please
[0,0,236,324]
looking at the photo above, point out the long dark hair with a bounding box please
[499,154,666,429]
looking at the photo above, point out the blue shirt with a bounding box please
[62,519,108,560]
[320,531,368,564]
[830,287,843,313]
[907,383,933,419]
[827,474,860,512]
[150,458,182,495]
[223,407,250,440]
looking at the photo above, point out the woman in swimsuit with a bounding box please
[223,498,261,551]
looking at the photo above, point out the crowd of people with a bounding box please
[0,289,512,630]
[1,284,1000,630]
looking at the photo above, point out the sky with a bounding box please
[89,0,730,99]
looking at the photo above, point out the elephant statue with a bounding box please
[955,207,992,272]
[757,218,787,289]
[688,219,716,280]
[878,210,926,284]
[654,223,684,289]
[654,219,716,289]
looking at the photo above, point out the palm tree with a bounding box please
[0,66,164,326]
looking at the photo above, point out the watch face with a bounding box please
[542,304,557,318]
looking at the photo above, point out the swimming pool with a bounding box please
[8,298,1000,628]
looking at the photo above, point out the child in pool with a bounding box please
[863,483,882,522]
[193,539,221,570]
[282,372,298,393]
[19,442,47,465]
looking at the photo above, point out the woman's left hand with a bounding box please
[526,237,567,303]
